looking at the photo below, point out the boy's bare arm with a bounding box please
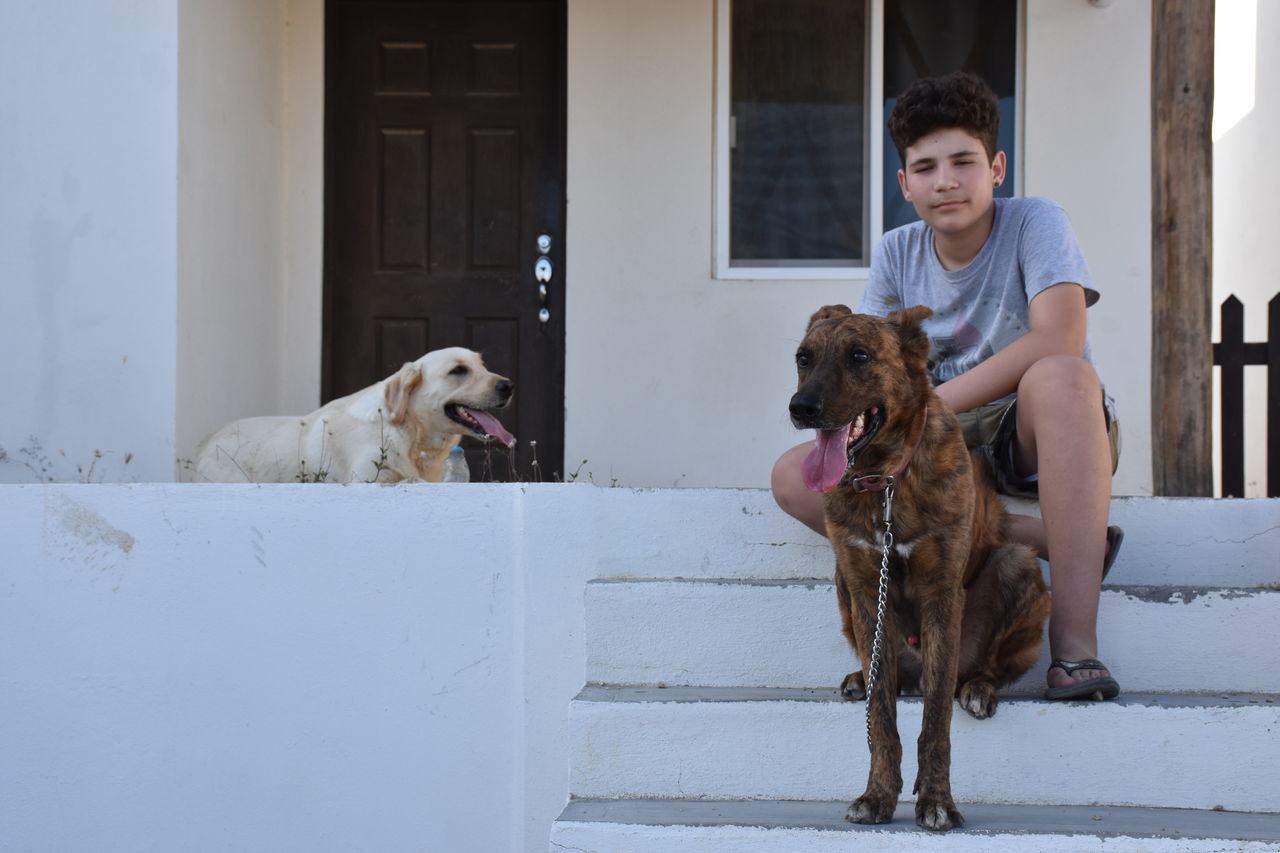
[934,283,1088,413]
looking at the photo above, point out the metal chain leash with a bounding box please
[862,476,895,750]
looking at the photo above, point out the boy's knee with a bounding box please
[771,451,801,513]
[1018,355,1100,401]
[771,443,830,536]
[771,445,812,517]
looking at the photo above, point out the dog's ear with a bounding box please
[806,304,853,331]
[383,362,424,425]
[888,305,933,362]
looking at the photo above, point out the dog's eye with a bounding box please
[795,351,810,368]
[849,348,871,365]
[449,365,470,376]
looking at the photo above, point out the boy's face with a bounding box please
[897,127,1006,236]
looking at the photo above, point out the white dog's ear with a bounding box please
[383,362,424,425]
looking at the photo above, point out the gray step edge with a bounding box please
[587,578,1280,599]
[573,685,1280,709]
[555,798,1280,842]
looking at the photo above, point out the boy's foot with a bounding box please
[1045,657,1120,700]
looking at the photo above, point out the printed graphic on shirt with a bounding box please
[926,305,1027,384]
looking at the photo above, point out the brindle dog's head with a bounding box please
[789,304,933,492]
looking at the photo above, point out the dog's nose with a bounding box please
[789,392,822,422]
[496,379,513,400]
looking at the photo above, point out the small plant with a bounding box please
[481,436,496,482]
[0,436,54,482]
[507,441,520,481]
[295,460,330,483]
[563,459,589,483]
[77,448,105,482]
[0,436,129,483]
[295,422,333,483]
[529,441,541,482]
[365,409,392,483]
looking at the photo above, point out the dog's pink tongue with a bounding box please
[801,423,851,492]
[464,407,516,448]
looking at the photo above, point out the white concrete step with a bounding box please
[581,493,1277,585]
[550,799,1280,852]
[586,580,1280,694]
[567,687,1280,813]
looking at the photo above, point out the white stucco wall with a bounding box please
[177,0,289,473]
[281,0,326,420]
[175,0,326,475]
[565,0,1156,494]
[0,1,178,483]
[565,0,855,490]
[1213,0,1274,498]
[8,1,1253,496]
[1022,0,1153,496]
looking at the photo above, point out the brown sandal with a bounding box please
[1045,658,1121,701]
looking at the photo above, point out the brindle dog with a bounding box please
[789,304,1050,831]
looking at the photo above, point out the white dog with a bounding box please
[195,347,515,483]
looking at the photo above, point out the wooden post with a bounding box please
[1151,0,1215,496]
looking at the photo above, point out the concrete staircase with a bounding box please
[550,496,1280,852]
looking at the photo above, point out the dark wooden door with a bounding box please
[325,0,566,479]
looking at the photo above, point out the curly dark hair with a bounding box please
[887,72,1001,166]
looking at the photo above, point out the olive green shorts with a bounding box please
[956,394,1120,499]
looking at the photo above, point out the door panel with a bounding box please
[325,0,566,479]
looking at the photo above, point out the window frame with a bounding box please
[712,0,1024,281]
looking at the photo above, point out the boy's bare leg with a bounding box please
[771,441,828,536]
[1011,355,1114,689]
[1005,514,1119,564]
[1004,514,1047,555]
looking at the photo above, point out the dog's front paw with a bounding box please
[845,790,896,824]
[839,670,866,700]
[958,678,999,719]
[915,795,964,831]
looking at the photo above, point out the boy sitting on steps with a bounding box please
[771,71,1122,701]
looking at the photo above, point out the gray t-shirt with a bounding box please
[859,196,1100,394]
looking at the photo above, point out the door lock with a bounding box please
[535,235,552,327]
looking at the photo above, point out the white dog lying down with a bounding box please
[195,347,515,483]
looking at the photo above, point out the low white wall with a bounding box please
[0,484,558,852]
[0,0,178,484]
[0,483,810,853]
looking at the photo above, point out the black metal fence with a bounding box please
[1211,294,1279,497]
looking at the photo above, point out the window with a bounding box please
[728,0,870,269]
[715,0,1020,279]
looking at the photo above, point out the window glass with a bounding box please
[730,0,869,267]
[882,0,1018,231]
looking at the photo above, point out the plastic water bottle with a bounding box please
[441,445,470,483]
